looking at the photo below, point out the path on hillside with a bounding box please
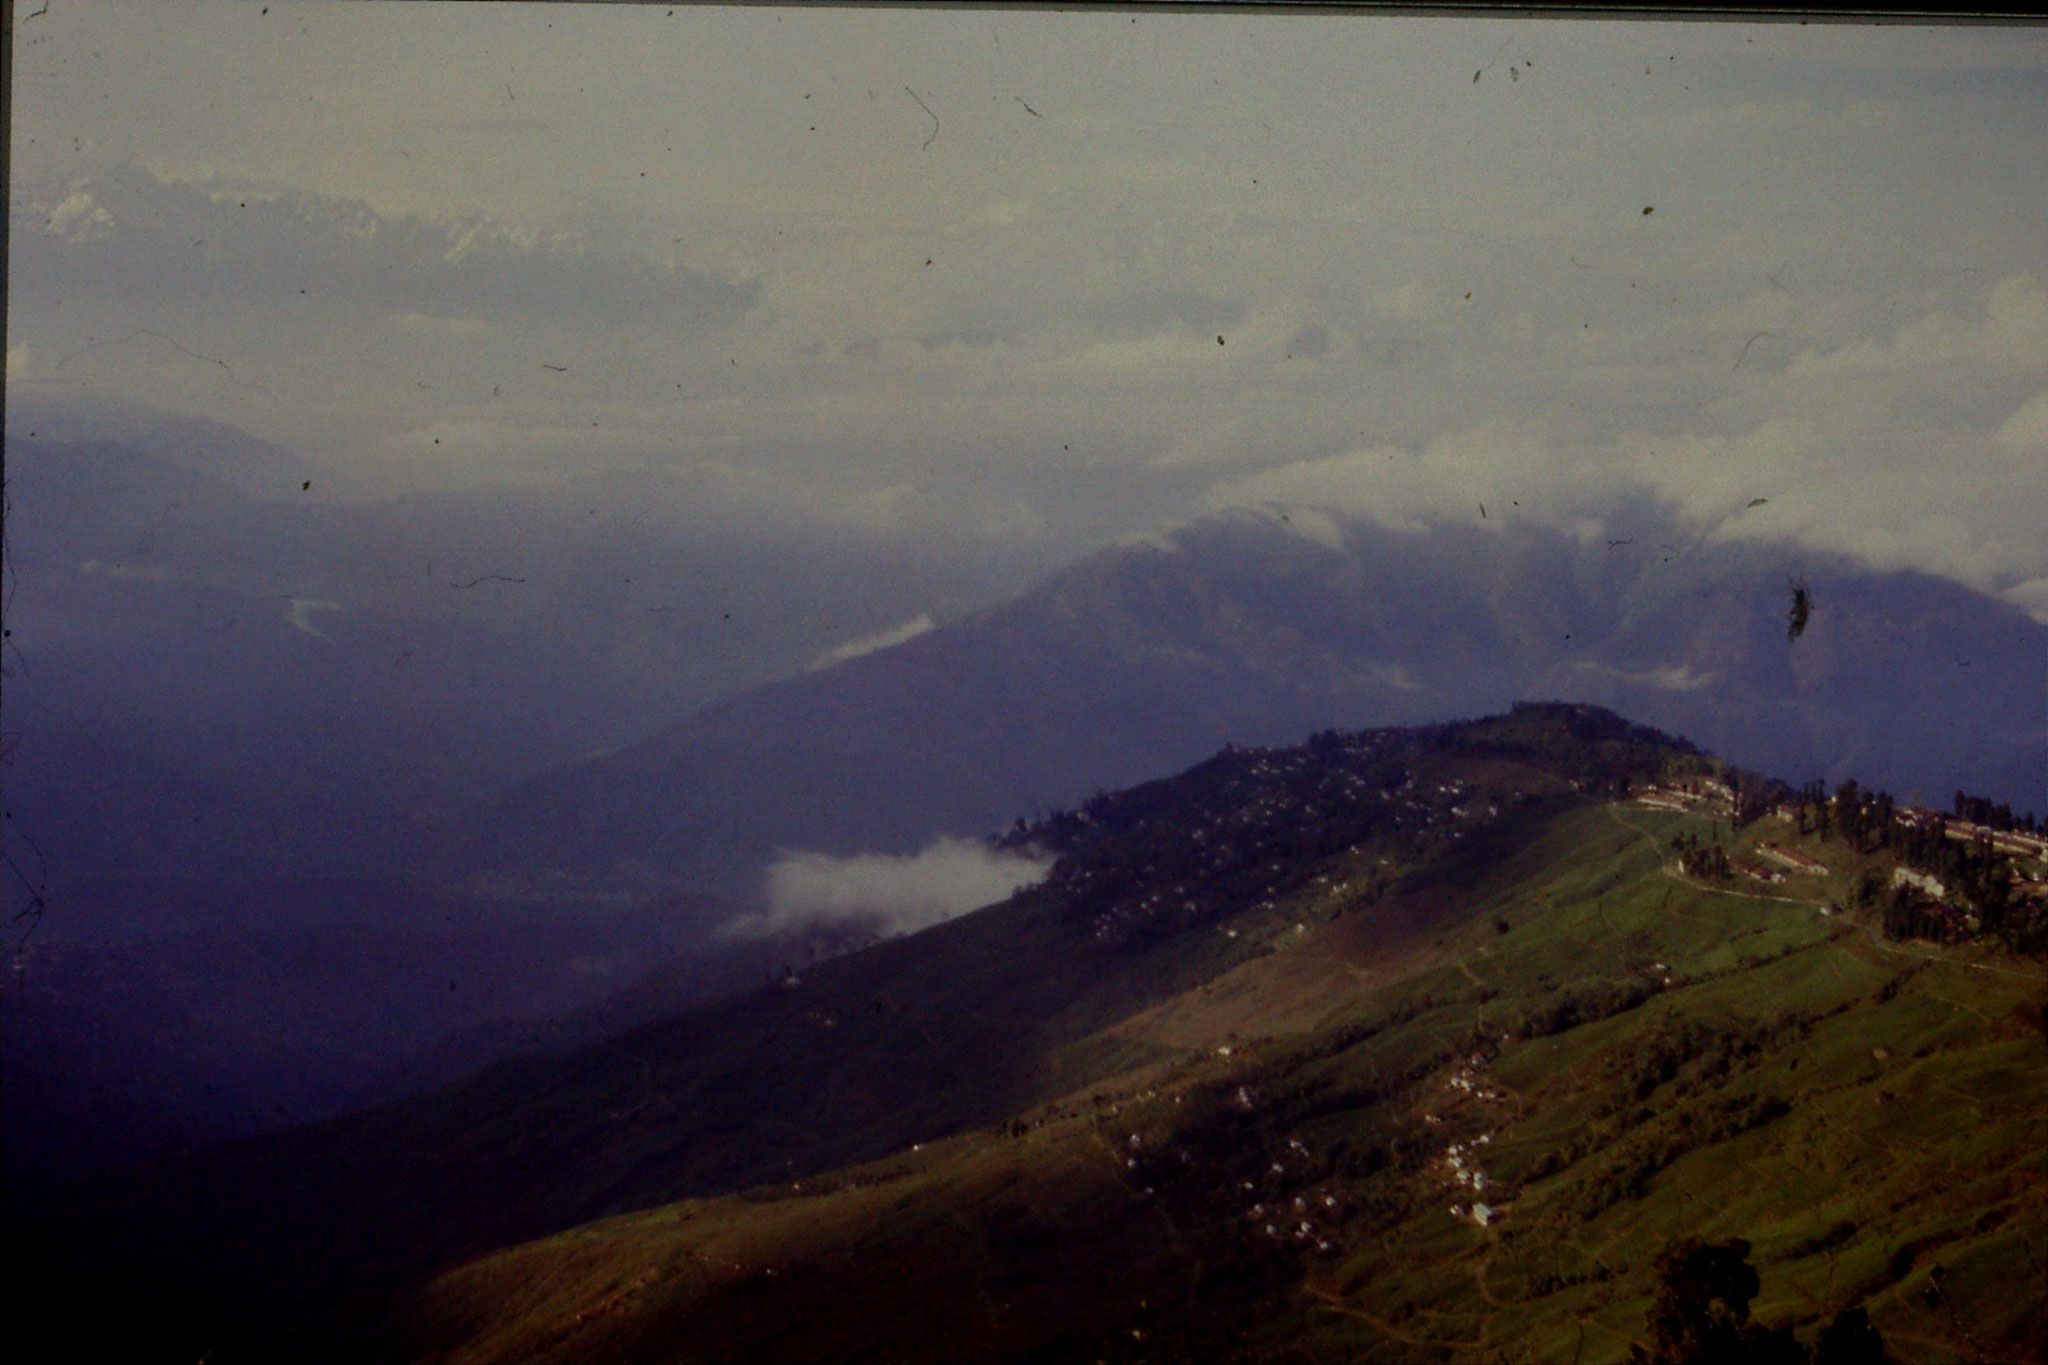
[1847,920,2046,983]
[1083,1122,1210,1312]
[1303,1283,1482,1351]
[1604,805,2046,984]
[1576,1312,1650,1360]
[1471,1242,1504,1355]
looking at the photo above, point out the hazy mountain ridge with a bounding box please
[456,506,2047,904]
[0,404,1036,1158]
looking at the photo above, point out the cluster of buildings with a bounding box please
[1247,1183,1347,1254]
[1632,778,1736,816]
[1444,1061,1507,1105]
[1065,750,1504,944]
[1898,808,2048,860]
[1225,1134,1347,1255]
[1425,1052,1510,1226]
[1441,1134,1504,1227]
[1755,843,1829,876]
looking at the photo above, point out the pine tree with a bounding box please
[1813,1306,1889,1365]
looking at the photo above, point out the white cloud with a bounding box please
[79,558,176,584]
[385,312,498,341]
[1787,273,2048,379]
[808,613,935,671]
[1273,506,1346,554]
[1368,662,1421,693]
[2005,578,2048,625]
[1204,389,2048,604]
[41,187,115,241]
[1206,422,1570,532]
[1059,329,1226,380]
[282,597,343,640]
[721,837,1053,940]
[9,10,2048,608]
[1570,661,1718,692]
[1995,390,2048,452]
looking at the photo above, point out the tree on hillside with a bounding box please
[1812,1306,1890,1365]
[1835,779,1862,850]
[1633,1238,1804,1365]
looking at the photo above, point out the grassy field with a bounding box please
[399,795,2048,1363]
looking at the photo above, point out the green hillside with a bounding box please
[39,705,2048,1363]
[393,782,2047,1363]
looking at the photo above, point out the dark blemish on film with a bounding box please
[541,363,568,372]
[1734,332,1774,372]
[55,328,268,393]
[1015,97,1041,118]
[1748,497,1769,509]
[1786,573,1812,643]
[449,575,528,590]
[905,87,940,150]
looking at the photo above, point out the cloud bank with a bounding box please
[10,8,2047,632]
[722,837,1054,940]
[808,614,935,671]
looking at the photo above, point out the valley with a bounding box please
[40,705,2043,1364]
[12,17,2048,1364]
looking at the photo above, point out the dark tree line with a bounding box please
[1760,775,2047,957]
[1670,832,1734,882]
[1634,1238,1889,1365]
[1953,789,2037,834]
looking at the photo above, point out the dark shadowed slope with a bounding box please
[41,706,2047,1364]
[55,707,1679,1360]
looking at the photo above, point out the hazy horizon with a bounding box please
[10,5,2048,636]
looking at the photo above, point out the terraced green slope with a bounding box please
[399,792,2048,1363]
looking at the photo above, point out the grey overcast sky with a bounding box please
[10,4,2048,619]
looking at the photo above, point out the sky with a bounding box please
[10,2,2048,624]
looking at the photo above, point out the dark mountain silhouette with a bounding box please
[454,506,2045,905]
